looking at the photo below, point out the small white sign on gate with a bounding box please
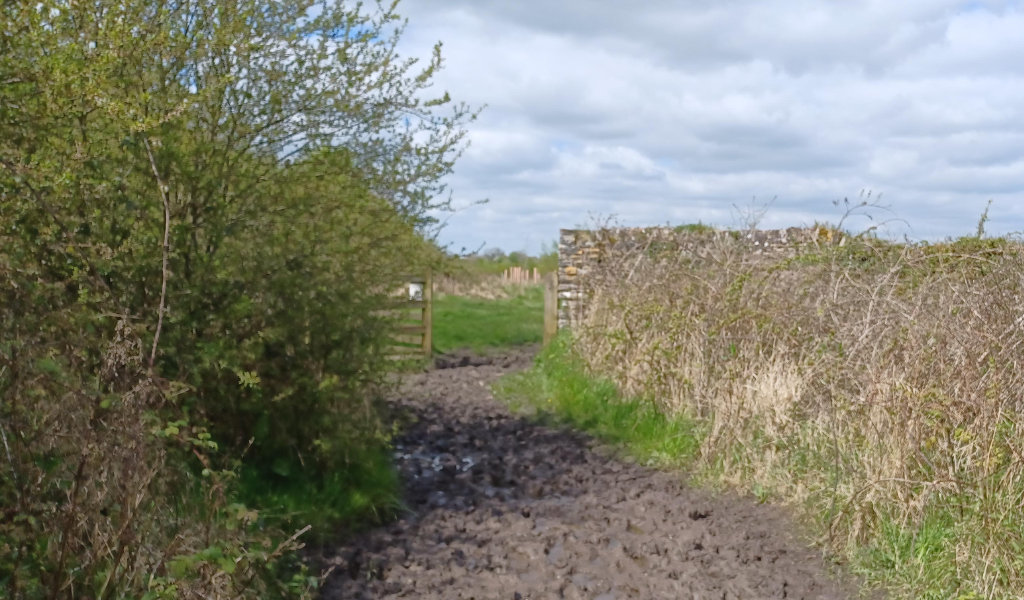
[408,282,424,301]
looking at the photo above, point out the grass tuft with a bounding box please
[236,445,400,541]
[495,338,703,468]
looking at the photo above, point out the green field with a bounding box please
[432,286,544,353]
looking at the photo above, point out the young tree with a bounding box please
[1,0,475,596]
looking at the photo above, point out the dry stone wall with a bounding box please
[557,226,845,330]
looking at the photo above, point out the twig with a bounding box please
[50,453,88,600]
[268,525,312,560]
[625,239,651,283]
[144,137,171,370]
[0,366,16,486]
[0,421,12,484]
[825,388,842,544]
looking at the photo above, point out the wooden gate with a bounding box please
[387,272,432,360]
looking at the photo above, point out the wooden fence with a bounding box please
[501,266,541,285]
[387,272,432,360]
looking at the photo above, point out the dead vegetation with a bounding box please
[435,274,541,300]
[571,223,1024,598]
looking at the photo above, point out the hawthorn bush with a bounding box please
[0,0,472,597]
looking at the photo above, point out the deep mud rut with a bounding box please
[318,349,853,600]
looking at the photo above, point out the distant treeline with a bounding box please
[455,244,559,278]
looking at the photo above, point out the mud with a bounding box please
[319,348,853,599]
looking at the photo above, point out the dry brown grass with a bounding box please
[435,274,541,300]
[571,227,1024,598]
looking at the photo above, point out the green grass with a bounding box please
[432,286,544,353]
[494,338,704,466]
[854,509,962,600]
[849,496,1024,600]
[235,444,400,541]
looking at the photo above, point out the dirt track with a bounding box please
[319,349,853,600]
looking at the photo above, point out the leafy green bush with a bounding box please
[0,0,473,597]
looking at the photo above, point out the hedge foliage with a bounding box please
[0,1,473,597]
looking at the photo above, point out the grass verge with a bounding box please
[494,338,703,468]
[499,338,1024,600]
[432,286,543,354]
[235,444,400,541]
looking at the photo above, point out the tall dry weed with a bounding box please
[573,228,1024,596]
[435,274,540,299]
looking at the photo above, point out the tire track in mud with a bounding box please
[319,348,853,600]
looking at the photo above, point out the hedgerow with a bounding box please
[0,0,473,597]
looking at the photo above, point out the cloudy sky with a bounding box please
[397,0,1024,255]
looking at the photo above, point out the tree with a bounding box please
[0,0,474,597]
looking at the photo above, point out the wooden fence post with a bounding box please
[543,271,558,346]
[422,269,433,359]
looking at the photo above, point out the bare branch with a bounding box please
[144,137,172,370]
[0,366,16,487]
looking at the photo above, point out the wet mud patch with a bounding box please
[318,349,853,599]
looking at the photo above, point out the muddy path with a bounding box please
[318,349,853,600]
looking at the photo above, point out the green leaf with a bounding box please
[270,458,291,477]
[35,356,62,375]
[217,557,237,574]
[237,370,261,389]
[167,557,193,579]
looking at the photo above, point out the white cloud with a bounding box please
[400,0,1024,253]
